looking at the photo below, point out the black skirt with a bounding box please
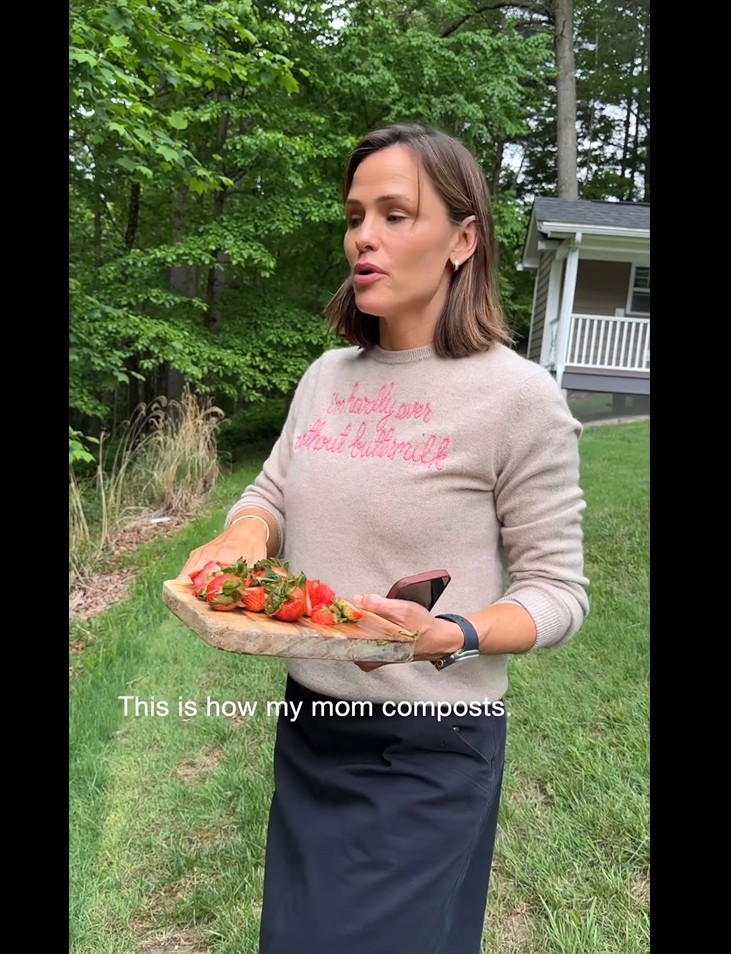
[259,677,506,954]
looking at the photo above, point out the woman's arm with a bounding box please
[350,595,536,664]
[489,369,590,649]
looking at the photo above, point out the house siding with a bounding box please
[528,253,552,362]
[562,369,650,396]
[573,260,633,315]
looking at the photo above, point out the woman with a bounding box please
[179,123,589,954]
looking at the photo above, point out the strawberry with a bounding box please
[265,573,307,622]
[190,561,225,599]
[241,586,267,613]
[204,573,244,611]
[271,596,306,622]
[310,604,336,626]
[304,579,336,616]
[330,598,363,623]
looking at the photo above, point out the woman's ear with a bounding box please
[451,215,478,266]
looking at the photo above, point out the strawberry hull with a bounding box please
[204,573,245,610]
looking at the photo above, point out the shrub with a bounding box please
[216,397,289,465]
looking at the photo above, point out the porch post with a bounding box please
[554,240,580,388]
[541,254,565,367]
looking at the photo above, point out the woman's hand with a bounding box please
[177,523,269,582]
[349,593,464,671]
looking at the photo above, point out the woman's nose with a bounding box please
[354,218,378,253]
[355,234,377,253]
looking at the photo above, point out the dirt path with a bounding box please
[69,511,191,625]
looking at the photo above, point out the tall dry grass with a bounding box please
[137,388,224,514]
[69,387,224,590]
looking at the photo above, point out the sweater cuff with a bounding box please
[493,590,574,649]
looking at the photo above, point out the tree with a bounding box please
[574,0,649,200]
[553,0,578,197]
[69,0,306,432]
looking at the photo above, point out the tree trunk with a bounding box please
[635,35,649,203]
[127,357,142,417]
[620,97,632,192]
[490,139,505,197]
[553,0,578,199]
[204,243,227,336]
[125,183,141,250]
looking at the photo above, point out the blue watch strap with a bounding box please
[434,613,480,653]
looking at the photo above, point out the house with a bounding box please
[520,198,650,405]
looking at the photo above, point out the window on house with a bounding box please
[628,265,650,315]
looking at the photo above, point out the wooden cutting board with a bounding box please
[162,580,417,662]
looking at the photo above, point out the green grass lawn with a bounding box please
[69,421,650,954]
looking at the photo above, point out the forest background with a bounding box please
[69,0,650,457]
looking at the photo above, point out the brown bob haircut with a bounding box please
[325,123,512,357]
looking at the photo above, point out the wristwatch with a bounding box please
[431,614,481,670]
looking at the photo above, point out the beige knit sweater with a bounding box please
[227,343,589,705]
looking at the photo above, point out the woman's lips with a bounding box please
[353,272,386,286]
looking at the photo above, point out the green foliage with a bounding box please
[216,397,290,462]
[69,279,145,419]
[69,0,650,437]
[69,0,299,191]
[69,427,99,466]
[492,194,534,346]
[69,0,308,427]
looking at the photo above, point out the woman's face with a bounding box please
[343,145,460,336]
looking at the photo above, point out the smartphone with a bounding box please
[385,569,451,612]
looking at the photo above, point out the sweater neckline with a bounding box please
[367,344,436,365]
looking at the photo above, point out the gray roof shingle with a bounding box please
[533,198,649,231]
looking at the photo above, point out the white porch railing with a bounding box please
[566,314,650,372]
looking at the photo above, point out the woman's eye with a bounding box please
[346,212,406,228]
